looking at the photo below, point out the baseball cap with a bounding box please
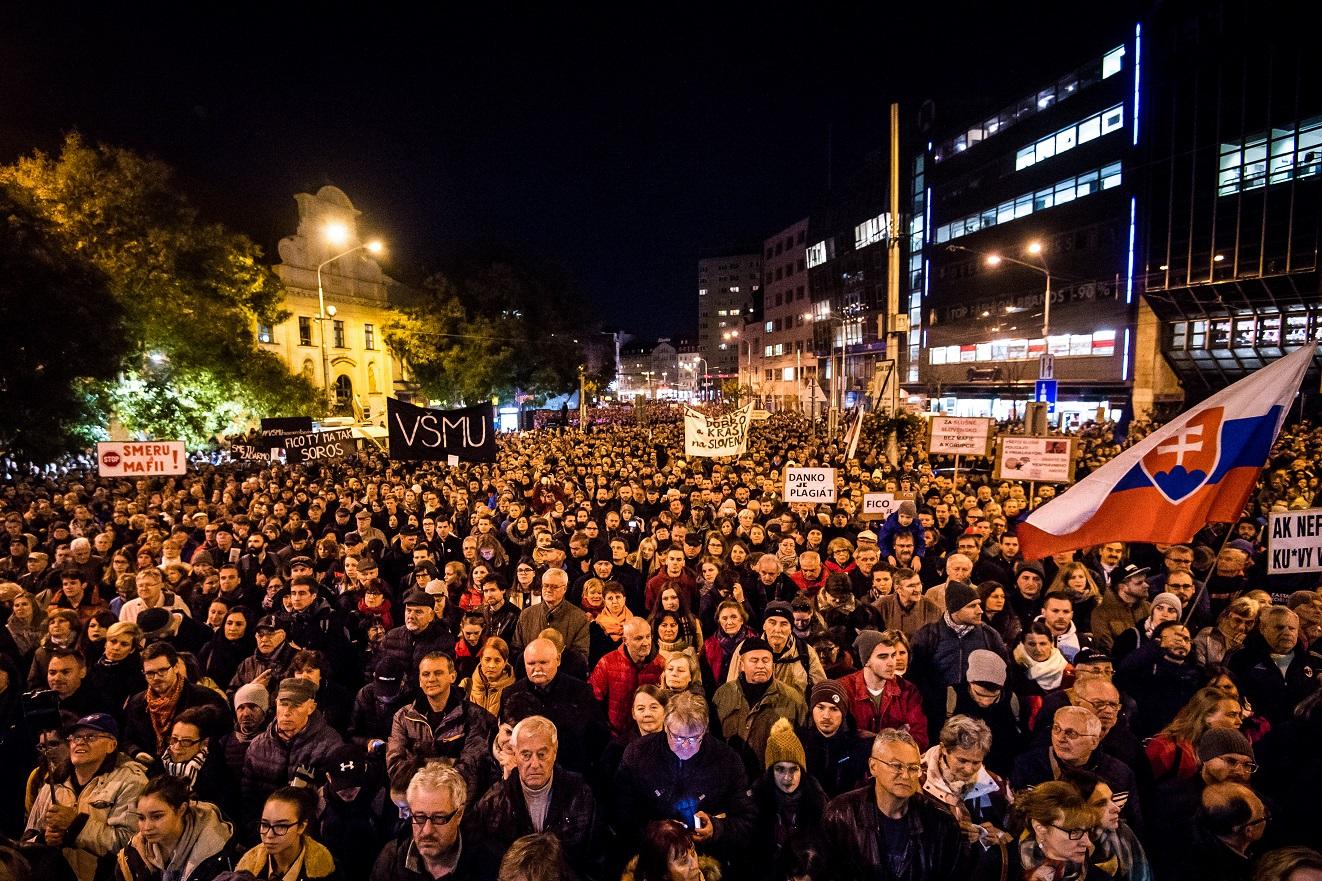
[66,712,119,740]
[1111,563,1150,587]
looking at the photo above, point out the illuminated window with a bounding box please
[1218,115,1322,195]
[1102,46,1125,79]
[364,323,375,350]
[854,214,891,249]
[298,317,313,347]
[258,323,273,344]
[934,164,1123,244]
[806,241,830,268]
[765,321,774,333]
[1016,105,1123,172]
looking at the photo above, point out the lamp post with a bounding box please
[316,224,383,411]
[973,242,1053,379]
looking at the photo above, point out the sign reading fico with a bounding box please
[97,442,186,477]
[785,467,837,502]
[1268,508,1322,574]
[861,492,917,520]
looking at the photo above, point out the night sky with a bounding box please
[1,3,1143,339]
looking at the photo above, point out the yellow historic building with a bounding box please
[261,185,406,418]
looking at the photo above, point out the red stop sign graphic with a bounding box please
[101,450,122,468]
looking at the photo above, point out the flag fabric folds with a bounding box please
[1018,345,1316,560]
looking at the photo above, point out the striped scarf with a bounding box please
[162,746,209,785]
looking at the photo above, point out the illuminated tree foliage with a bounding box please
[0,133,318,447]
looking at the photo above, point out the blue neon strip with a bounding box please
[1126,197,1137,304]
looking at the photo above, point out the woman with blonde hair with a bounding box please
[1049,562,1102,631]
[998,780,1104,881]
[1145,685,1245,784]
[464,635,515,717]
[4,588,45,664]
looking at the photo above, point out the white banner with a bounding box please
[684,404,752,457]
[929,416,993,456]
[785,467,837,502]
[994,436,1076,483]
[97,441,186,477]
[1268,509,1322,574]
[861,492,917,520]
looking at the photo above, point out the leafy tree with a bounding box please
[0,188,128,461]
[0,133,318,447]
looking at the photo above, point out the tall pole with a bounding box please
[317,243,376,413]
[887,101,903,416]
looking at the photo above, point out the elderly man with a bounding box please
[615,692,754,861]
[1182,783,1270,881]
[503,637,607,775]
[712,636,807,779]
[1011,705,1141,828]
[468,716,597,874]
[790,550,827,597]
[371,763,492,880]
[876,567,942,636]
[589,616,665,736]
[822,728,969,881]
[387,651,495,798]
[725,601,826,698]
[229,613,299,692]
[118,566,191,623]
[920,714,1012,844]
[753,552,798,604]
[23,713,148,881]
[513,568,590,661]
[373,588,457,683]
[1229,605,1322,726]
[925,553,973,613]
[242,676,343,827]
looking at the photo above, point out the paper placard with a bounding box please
[928,416,994,456]
[994,436,1076,483]
[1268,509,1322,574]
[97,442,186,477]
[785,467,837,502]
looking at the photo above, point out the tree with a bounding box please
[0,188,129,461]
[0,134,318,447]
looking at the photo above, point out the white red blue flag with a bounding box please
[1019,345,1316,560]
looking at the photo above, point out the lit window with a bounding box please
[1101,108,1124,135]
[854,213,891,249]
[765,321,774,333]
[731,308,740,315]
[806,241,829,268]
[258,323,273,344]
[298,317,313,347]
[781,367,795,381]
[1102,46,1125,79]
[717,310,728,317]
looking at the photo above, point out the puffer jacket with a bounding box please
[228,641,298,693]
[725,636,826,699]
[711,678,806,778]
[588,645,665,736]
[466,768,596,872]
[372,618,456,681]
[236,836,340,880]
[241,712,343,821]
[386,689,495,801]
[822,784,970,881]
[25,753,149,881]
[836,669,929,749]
[463,662,515,717]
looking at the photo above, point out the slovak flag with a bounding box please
[1018,345,1316,560]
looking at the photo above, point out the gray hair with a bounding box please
[1259,605,1298,629]
[1054,705,1102,736]
[511,715,559,750]
[70,537,90,553]
[871,727,920,757]
[938,714,993,754]
[664,691,708,732]
[407,761,467,809]
[755,553,783,574]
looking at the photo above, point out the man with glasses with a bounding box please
[122,641,229,756]
[23,713,149,881]
[822,728,969,881]
[371,762,491,880]
[615,692,754,864]
[1183,782,1270,881]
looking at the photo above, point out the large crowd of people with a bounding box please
[0,412,1320,881]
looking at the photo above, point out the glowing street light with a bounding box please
[316,224,384,411]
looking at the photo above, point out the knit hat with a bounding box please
[740,636,774,657]
[810,680,850,711]
[138,607,174,640]
[276,677,317,706]
[945,580,979,613]
[898,500,918,518]
[764,716,807,770]
[234,682,270,712]
[1151,592,1183,616]
[763,601,794,627]
[853,629,886,666]
[966,649,1007,688]
[1015,560,1046,580]
[1196,727,1255,762]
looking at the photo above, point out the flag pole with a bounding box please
[1181,521,1237,627]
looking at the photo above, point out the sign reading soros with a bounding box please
[784,467,837,502]
[387,398,497,463]
[281,428,355,464]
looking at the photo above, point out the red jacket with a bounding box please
[790,568,828,597]
[588,645,665,736]
[645,569,698,612]
[837,670,929,750]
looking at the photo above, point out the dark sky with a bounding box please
[1,3,1143,339]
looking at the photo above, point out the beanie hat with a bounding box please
[1197,727,1255,762]
[966,649,1007,687]
[945,580,979,613]
[810,680,850,711]
[898,500,918,518]
[1015,560,1046,579]
[740,636,774,657]
[853,629,886,666]
[1151,592,1183,616]
[763,601,794,627]
[764,716,807,770]
[234,682,270,712]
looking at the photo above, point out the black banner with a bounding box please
[282,428,355,464]
[260,416,313,436]
[387,398,496,463]
[230,443,275,462]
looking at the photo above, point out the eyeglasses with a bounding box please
[1240,812,1271,829]
[1050,824,1088,840]
[873,758,923,777]
[1051,725,1098,741]
[66,733,110,746]
[665,730,705,747]
[1077,697,1121,711]
[1219,758,1259,773]
[143,667,173,679]
[168,736,201,747]
[259,820,301,836]
[410,810,458,829]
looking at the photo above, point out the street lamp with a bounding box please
[683,357,709,401]
[317,228,384,411]
[953,242,1053,379]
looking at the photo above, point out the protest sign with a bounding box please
[260,416,313,436]
[785,467,837,502]
[928,416,994,456]
[684,404,752,457]
[861,492,917,520]
[1268,508,1322,574]
[230,443,275,462]
[994,436,1076,483]
[97,442,186,477]
[387,398,497,463]
[281,428,355,464]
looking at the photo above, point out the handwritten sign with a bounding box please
[282,428,355,464]
[387,398,497,463]
[928,416,993,456]
[684,404,752,457]
[785,467,837,502]
[97,442,186,477]
[994,436,1076,483]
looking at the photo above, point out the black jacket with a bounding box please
[372,618,456,682]
[1115,643,1205,736]
[748,767,829,881]
[802,720,875,798]
[1010,743,1142,831]
[369,833,495,881]
[466,767,597,874]
[1227,631,1322,726]
[821,785,970,881]
[501,674,607,775]
[121,681,232,756]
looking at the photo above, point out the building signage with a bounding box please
[784,467,837,502]
[97,442,187,477]
[1268,509,1322,574]
[993,436,1076,483]
[928,417,994,456]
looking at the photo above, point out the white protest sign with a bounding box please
[684,404,752,457]
[862,493,896,519]
[97,441,187,476]
[928,416,994,456]
[1268,508,1322,574]
[994,436,1076,483]
[785,467,837,502]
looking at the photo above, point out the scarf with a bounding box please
[162,746,209,785]
[356,595,394,630]
[1017,832,1087,881]
[469,663,515,715]
[580,595,605,620]
[594,607,633,640]
[944,612,974,638]
[146,674,186,749]
[1014,643,1068,690]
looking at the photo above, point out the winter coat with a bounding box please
[25,753,149,881]
[386,689,495,801]
[877,511,926,559]
[371,618,456,683]
[502,673,610,775]
[836,670,929,749]
[87,653,147,718]
[242,712,344,822]
[620,853,722,881]
[1115,643,1204,737]
[463,662,515,718]
[115,800,234,881]
[747,768,829,881]
[919,744,1012,830]
[369,833,493,881]
[821,784,970,881]
[349,680,412,744]
[725,636,826,699]
[467,768,597,873]
[1091,590,1149,653]
[228,641,298,693]
[589,645,666,736]
[875,594,943,637]
[711,678,807,779]
[121,681,231,756]
[235,836,341,881]
[1010,743,1142,830]
[908,618,1008,739]
[802,720,875,798]
[1227,630,1322,726]
[512,600,591,659]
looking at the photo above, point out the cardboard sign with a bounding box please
[928,416,993,456]
[861,492,916,520]
[97,442,186,477]
[994,436,1076,483]
[230,444,275,462]
[785,467,837,502]
[1268,509,1322,574]
[282,428,355,464]
[387,398,497,463]
[684,404,752,457]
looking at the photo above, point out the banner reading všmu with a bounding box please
[387,398,497,463]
